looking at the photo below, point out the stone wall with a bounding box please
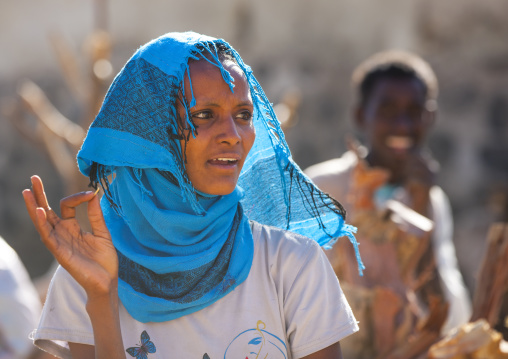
[1,0,507,294]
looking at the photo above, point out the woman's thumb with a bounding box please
[87,192,110,239]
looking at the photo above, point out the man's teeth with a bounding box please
[386,136,413,149]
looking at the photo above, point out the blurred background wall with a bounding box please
[1,0,507,296]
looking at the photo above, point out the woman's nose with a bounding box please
[217,116,241,145]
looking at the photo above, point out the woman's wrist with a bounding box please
[85,280,119,316]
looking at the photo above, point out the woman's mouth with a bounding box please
[208,157,239,166]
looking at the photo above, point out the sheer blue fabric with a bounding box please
[77,32,364,323]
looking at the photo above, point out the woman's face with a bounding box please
[180,58,255,195]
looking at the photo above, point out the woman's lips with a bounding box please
[208,157,240,167]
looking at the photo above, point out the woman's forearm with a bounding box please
[86,285,125,359]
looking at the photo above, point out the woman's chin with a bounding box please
[195,183,238,196]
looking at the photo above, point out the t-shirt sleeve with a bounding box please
[31,266,94,359]
[282,235,359,358]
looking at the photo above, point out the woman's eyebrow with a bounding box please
[194,101,254,108]
[236,101,254,108]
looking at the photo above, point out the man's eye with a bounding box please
[192,111,212,120]
[408,106,425,119]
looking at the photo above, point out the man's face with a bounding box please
[357,77,434,173]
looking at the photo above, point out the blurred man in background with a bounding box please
[305,50,472,356]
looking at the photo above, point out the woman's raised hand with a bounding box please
[22,175,118,300]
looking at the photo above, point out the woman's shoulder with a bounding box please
[250,221,323,263]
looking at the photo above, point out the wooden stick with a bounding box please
[471,223,508,326]
[18,80,86,148]
[1,97,44,148]
[385,297,448,359]
[49,32,87,104]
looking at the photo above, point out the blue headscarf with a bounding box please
[77,32,364,323]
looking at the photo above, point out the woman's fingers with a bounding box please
[22,187,58,251]
[26,175,111,252]
[60,190,97,219]
[87,193,111,239]
[34,207,55,244]
[30,176,60,225]
[34,207,76,265]
[22,189,39,226]
[61,188,110,239]
[22,188,57,238]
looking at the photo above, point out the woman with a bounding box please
[23,32,362,359]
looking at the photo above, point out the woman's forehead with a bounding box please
[184,59,250,98]
[188,58,245,80]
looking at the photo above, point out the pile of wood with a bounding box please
[328,152,447,358]
[333,206,449,358]
[427,223,508,358]
[428,319,508,358]
[2,29,112,198]
[330,147,508,358]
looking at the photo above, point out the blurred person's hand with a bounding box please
[404,153,437,215]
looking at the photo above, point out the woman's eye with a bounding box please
[192,111,213,120]
[236,111,253,121]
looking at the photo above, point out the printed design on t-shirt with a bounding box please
[126,330,157,359]
[223,320,287,359]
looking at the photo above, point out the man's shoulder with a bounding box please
[303,151,357,199]
[304,151,357,179]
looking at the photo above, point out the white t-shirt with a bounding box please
[32,221,358,359]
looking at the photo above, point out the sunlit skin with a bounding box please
[180,59,255,195]
[355,77,436,186]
